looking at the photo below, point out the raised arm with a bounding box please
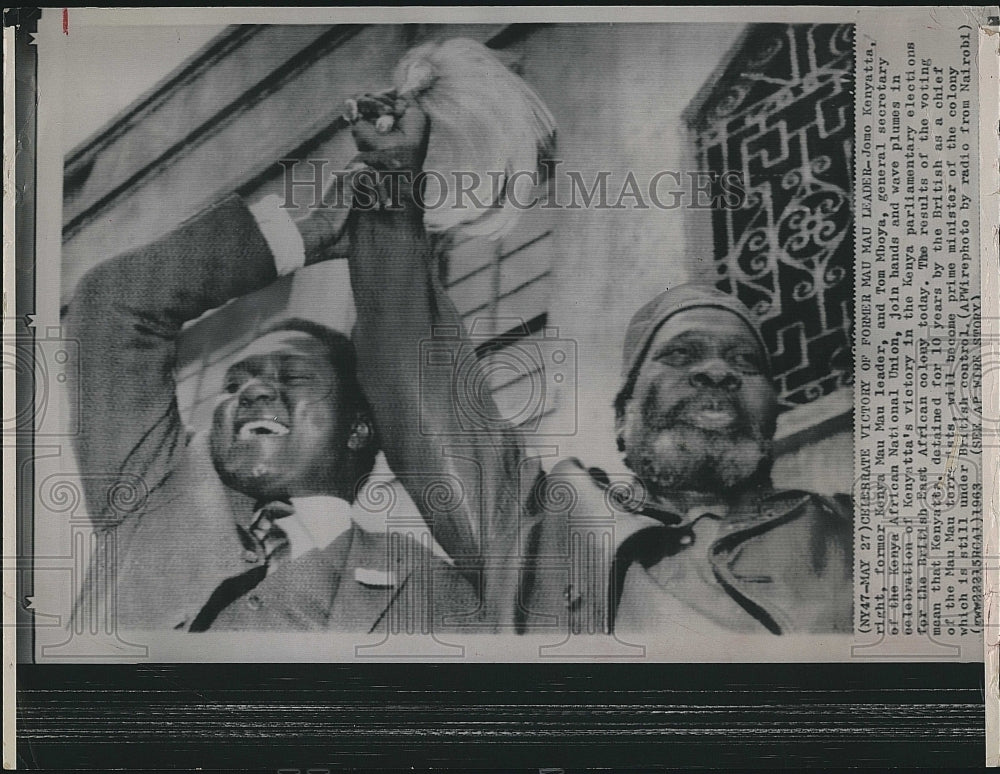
[64,197,285,525]
[343,103,538,626]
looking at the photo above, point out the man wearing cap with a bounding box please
[518,284,853,637]
[293,99,852,639]
[262,97,850,639]
[65,102,482,632]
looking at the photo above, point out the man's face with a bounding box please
[618,308,778,494]
[209,331,350,501]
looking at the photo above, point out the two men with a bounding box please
[69,96,851,637]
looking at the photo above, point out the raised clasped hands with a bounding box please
[347,92,429,173]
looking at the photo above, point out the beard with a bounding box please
[621,386,773,495]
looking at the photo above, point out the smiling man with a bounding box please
[520,284,853,637]
[65,104,481,633]
[208,322,369,505]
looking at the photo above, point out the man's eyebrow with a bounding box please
[224,351,326,375]
[224,360,252,376]
[657,329,761,350]
[219,364,250,387]
[657,330,709,347]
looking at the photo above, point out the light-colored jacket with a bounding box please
[518,458,853,635]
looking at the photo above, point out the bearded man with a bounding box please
[312,101,852,637]
[518,285,853,636]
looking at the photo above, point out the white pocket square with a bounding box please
[354,567,399,588]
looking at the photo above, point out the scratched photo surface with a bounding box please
[19,12,985,663]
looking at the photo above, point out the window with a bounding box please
[686,23,855,413]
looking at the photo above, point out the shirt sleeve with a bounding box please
[248,194,306,276]
[64,195,279,527]
[345,186,540,630]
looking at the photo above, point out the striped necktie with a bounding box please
[187,501,294,631]
[250,500,293,570]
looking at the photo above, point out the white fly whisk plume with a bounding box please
[392,38,557,241]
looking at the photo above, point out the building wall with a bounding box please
[515,23,747,472]
[56,22,852,538]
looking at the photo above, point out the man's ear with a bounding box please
[346,414,374,451]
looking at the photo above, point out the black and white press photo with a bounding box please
[10,8,988,666]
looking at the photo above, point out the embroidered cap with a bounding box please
[618,282,771,400]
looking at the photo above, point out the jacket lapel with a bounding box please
[327,524,414,632]
[114,436,253,630]
[708,489,814,634]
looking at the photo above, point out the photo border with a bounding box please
[5,5,995,768]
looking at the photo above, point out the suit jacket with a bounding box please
[206,522,478,632]
[65,196,476,632]
[518,459,853,636]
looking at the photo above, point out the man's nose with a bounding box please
[238,378,279,405]
[689,359,741,392]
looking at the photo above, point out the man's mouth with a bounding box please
[237,419,290,439]
[683,396,741,430]
[689,406,737,429]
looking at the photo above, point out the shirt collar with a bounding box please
[281,494,355,561]
[255,492,455,565]
[583,464,775,552]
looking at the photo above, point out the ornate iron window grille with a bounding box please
[688,23,855,412]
